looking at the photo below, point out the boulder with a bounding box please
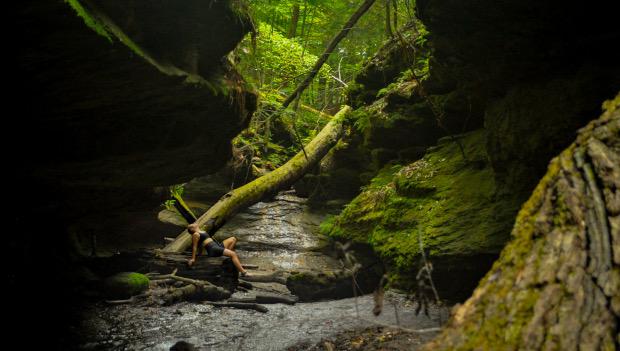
[103,272,150,299]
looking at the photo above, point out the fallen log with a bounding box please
[205,302,269,313]
[150,278,176,286]
[151,251,238,288]
[154,269,232,305]
[228,293,298,305]
[240,271,289,285]
[274,94,332,120]
[162,105,352,253]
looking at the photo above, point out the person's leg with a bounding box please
[222,248,246,274]
[222,236,237,251]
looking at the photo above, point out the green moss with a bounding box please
[321,129,522,284]
[288,271,330,285]
[65,0,231,94]
[65,0,112,42]
[103,272,150,299]
[287,271,305,281]
[602,92,620,113]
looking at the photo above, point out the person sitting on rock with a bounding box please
[186,222,249,276]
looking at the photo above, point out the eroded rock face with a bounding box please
[11,2,256,341]
[416,0,620,195]
[320,130,519,301]
[322,0,620,303]
[17,0,256,219]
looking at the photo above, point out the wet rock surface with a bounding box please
[289,325,440,351]
[78,292,447,350]
[213,192,341,273]
[75,192,448,350]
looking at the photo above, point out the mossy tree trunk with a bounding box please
[162,106,352,253]
[424,94,620,350]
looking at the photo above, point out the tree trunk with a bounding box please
[152,252,238,283]
[280,0,377,109]
[385,0,393,38]
[392,0,398,32]
[287,2,300,38]
[89,249,238,289]
[228,293,299,305]
[299,0,309,39]
[162,106,352,253]
[206,302,269,313]
[149,269,232,305]
[423,94,620,350]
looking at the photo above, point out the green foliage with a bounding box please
[232,22,337,172]
[163,184,185,211]
[245,0,420,92]
[231,0,429,178]
[236,22,332,98]
[352,108,372,133]
[411,23,431,78]
[170,184,185,198]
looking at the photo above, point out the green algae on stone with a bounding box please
[103,272,150,299]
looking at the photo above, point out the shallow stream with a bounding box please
[78,192,448,350]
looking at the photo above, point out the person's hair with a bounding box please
[187,223,200,234]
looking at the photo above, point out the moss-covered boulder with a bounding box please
[321,130,523,300]
[103,272,150,299]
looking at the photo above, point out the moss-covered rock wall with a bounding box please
[18,1,255,199]
[321,130,520,300]
[318,0,620,301]
[15,0,257,244]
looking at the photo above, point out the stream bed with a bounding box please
[76,192,449,350]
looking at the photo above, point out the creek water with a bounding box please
[77,192,448,350]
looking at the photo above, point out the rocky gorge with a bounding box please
[11,0,619,349]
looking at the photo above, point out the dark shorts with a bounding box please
[205,241,225,257]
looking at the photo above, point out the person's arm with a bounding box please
[188,232,199,267]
